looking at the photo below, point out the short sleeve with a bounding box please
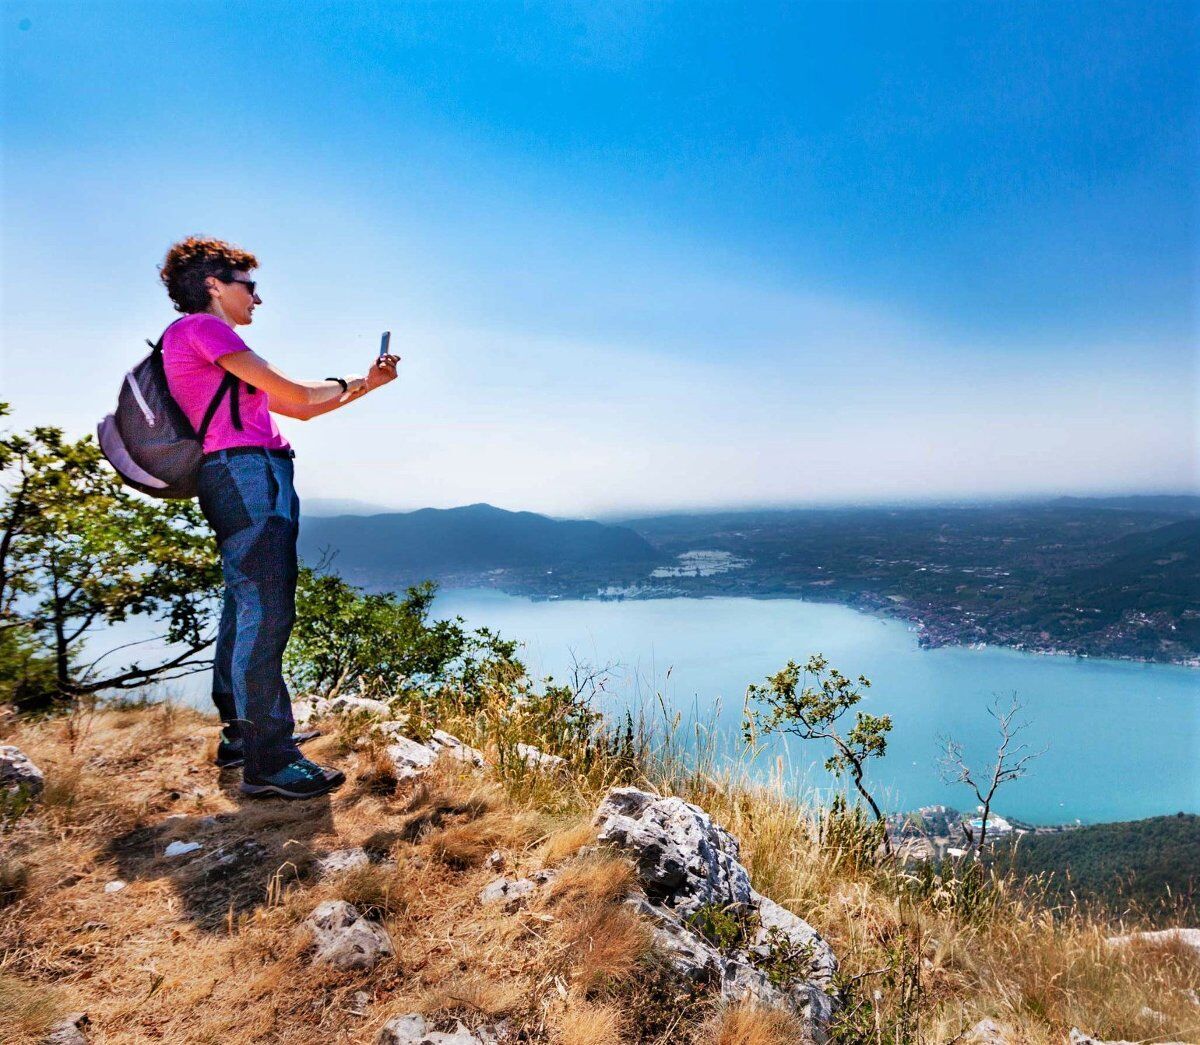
[188,314,249,364]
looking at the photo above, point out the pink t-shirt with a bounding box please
[162,313,290,454]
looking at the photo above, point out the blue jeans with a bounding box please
[198,449,301,778]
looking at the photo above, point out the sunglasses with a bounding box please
[222,275,257,295]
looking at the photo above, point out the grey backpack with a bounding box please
[97,319,246,499]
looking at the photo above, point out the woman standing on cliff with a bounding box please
[158,236,399,799]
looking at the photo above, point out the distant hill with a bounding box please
[995,814,1200,925]
[299,503,662,586]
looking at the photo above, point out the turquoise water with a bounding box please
[432,590,1200,825]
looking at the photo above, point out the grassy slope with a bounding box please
[1,704,1198,1045]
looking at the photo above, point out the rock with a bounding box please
[478,876,538,911]
[327,695,393,717]
[964,1018,1015,1044]
[375,1013,498,1044]
[485,850,505,871]
[1105,927,1200,957]
[515,743,565,771]
[163,841,202,858]
[0,745,44,797]
[386,736,439,780]
[1069,1032,1189,1045]
[593,786,837,1042]
[103,880,127,894]
[317,847,370,877]
[45,1012,90,1044]
[593,787,751,919]
[428,729,486,766]
[348,990,372,1016]
[306,900,394,971]
[292,700,318,726]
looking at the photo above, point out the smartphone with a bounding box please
[379,331,392,358]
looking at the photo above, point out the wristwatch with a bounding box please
[326,377,348,394]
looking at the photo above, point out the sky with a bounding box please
[2,1,1197,517]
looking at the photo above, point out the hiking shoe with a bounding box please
[215,729,321,769]
[240,758,345,800]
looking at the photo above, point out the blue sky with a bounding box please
[2,1,1196,515]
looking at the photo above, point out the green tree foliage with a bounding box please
[0,405,221,707]
[744,654,893,850]
[992,813,1200,926]
[285,567,520,700]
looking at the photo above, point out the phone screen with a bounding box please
[379,331,391,358]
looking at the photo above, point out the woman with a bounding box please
[159,236,399,799]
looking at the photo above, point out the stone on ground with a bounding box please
[0,744,44,797]
[307,900,394,971]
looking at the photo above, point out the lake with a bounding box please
[432,590,1199,825]
[106,589,1198,825]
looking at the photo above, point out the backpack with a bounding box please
[97,319,246,499]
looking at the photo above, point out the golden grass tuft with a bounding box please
[539,819,599,865]
[548,996,625,1045]
[546,852,637,908]
[701,1001,810,1045]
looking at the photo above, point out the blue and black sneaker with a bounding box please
[215,729,321,769]
[240,757,346,800]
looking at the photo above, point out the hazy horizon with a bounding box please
[3,3,1196,516]
[303,490,1200,523]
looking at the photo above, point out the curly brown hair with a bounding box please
[159,236,259,314]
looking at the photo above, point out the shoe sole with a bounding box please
[214,730,322,770]
[239,775,345,800]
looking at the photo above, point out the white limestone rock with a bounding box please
[0,744,44,797]
[515,742,566,771]
[376,1013,497,1044]
[307,900,394,971]
[163,840,202,858]
[327,695,393,717]
[593,787,752,919]
[1070,1031,1190,1045]
[1105,927,1200,957]
[45,1012,90,1044]
[317,847,370,877]
[386,736,439,780]
[593,786,837,1043]
[429,729,486,766]
[963,1018,1015,1044]
[477,871,557,911]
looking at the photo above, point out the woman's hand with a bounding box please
[365,353,400,392]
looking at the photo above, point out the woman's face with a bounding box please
[207,269,262,326]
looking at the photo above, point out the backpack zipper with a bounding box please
[125,372,156,427]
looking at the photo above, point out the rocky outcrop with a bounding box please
[307,900,395,971]
[1,744,44,797]
[592,786,837,1042]
[376,1013,504,1044]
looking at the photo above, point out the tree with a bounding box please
[0,405,221,707]
[285,566,519,701]
[937,695,1046,852]
[744,654,893,852]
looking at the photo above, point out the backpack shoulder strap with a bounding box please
[197,372,242,441]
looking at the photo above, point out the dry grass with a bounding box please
[548,997,625,1044]
[0,699,1197,1044]
[701,1001,812,1045]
